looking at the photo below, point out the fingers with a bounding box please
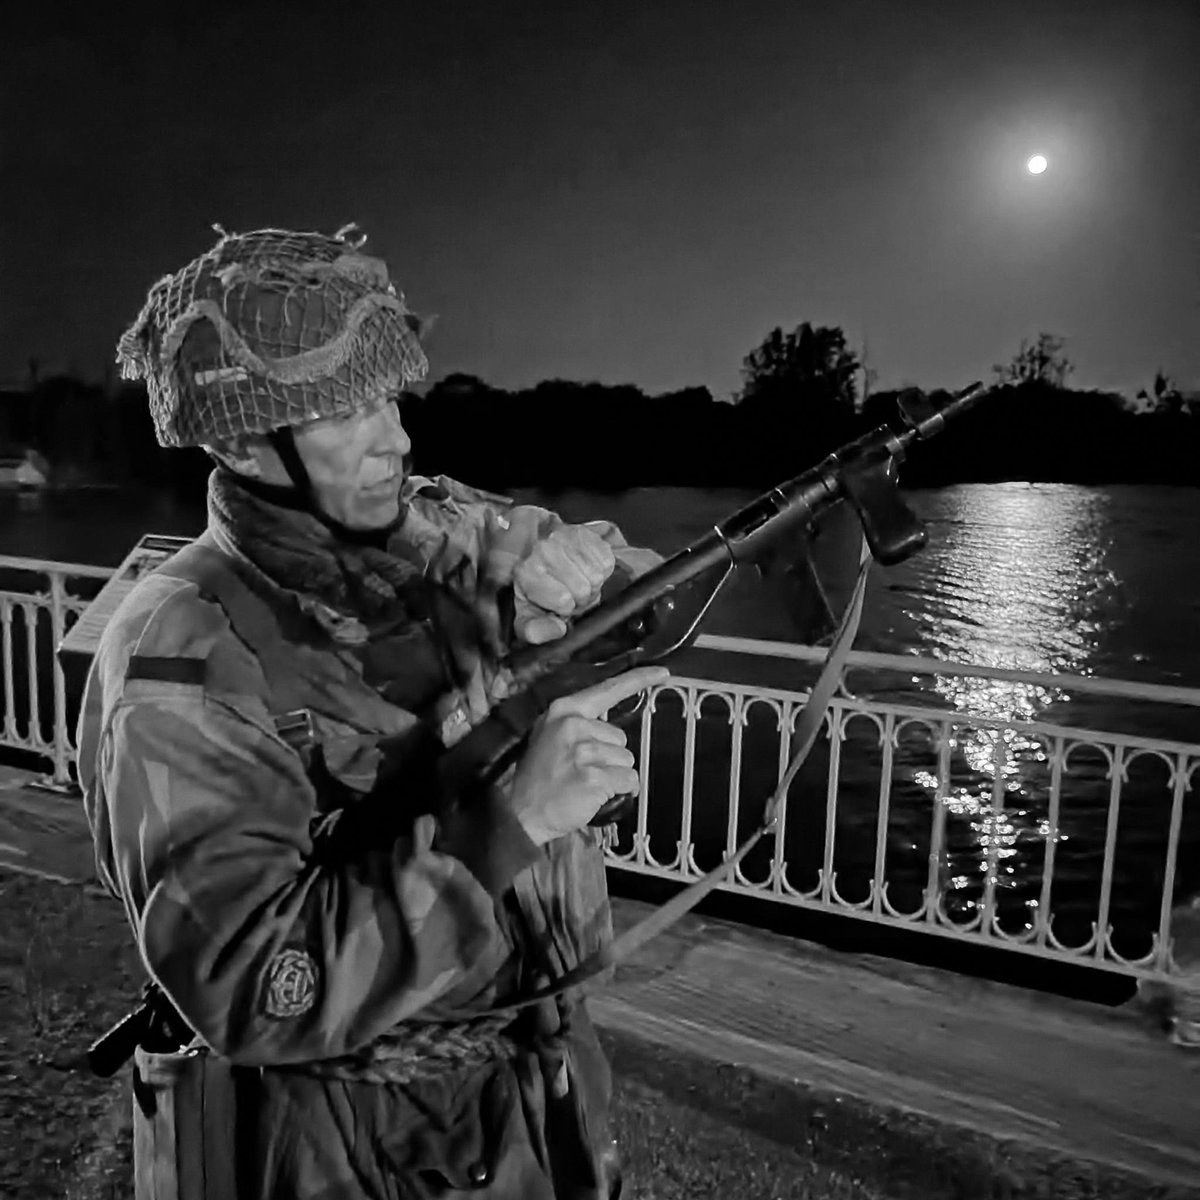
[566,714,628,747]
[514,558,578,616]
[542,536,605,599]
[595,764,641,799]
[519,614,570,645]
[553,666,670,721]
[564,525,617,578]
[576,741,636,770]
[514,527,616,615]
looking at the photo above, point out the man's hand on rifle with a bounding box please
[484,510,617,645]
[510,665,669,846]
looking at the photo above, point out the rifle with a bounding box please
[78,382,987,1075]
[437,382,989,824]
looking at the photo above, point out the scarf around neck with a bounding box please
[205,467,501,714]
[207,467,434,621]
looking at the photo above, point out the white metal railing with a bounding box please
[2,557,1198,982]
[0,554,113,786]
[606,633,1200,983]
[694,633,1200,709]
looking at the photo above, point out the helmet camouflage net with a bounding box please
[116,225,429,448]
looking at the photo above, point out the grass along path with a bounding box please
[0,872,139,1200]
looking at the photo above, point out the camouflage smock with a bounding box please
[75,473,658,1198]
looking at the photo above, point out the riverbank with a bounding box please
[2,766,1198,1197]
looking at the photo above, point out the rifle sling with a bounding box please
[476,535,874,1019]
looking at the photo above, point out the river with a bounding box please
[8,481,1199,689]
[2,481,1199,968]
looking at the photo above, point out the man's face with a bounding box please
[292,398,412,530]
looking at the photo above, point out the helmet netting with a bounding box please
[116,226,429,448]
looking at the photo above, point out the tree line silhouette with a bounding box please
[1,325,1196,498]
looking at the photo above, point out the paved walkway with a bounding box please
[3,762,1198,1197]
[598,902,1200,1195]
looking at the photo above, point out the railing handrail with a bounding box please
[694,634,1200,709]
[3,556,1196,710]
[0,553,115,580]
[664,673,1200,759]
[2,552,1196,704]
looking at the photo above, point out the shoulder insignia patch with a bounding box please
[263,949,318,1019]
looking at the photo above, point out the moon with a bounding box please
[1027,154,1049,175]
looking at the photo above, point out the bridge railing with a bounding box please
[618,634,1200,984]
[2,556,1197,983]
[0,554,112,786]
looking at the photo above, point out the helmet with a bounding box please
[116,225,428,448]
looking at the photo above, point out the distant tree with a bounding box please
[857,336,878,413]
[737,322,861,409]
[433,372,491,398]
[1145,368,1189,416]
[993,333,1073,387]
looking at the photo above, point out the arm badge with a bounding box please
[263,948,318,1019]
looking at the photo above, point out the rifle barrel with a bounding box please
[505,380,988,685]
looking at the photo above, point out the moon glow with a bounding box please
[1027,154,1048,174]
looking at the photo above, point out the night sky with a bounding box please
[2,0,1197,401]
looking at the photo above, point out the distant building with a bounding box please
[0,448,49,490]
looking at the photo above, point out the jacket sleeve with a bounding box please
[92,634,539,1067]
[403,474,665,596]
[576,516,664,585]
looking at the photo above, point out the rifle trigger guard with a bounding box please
[607,689,647,726]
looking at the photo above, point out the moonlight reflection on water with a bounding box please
[900,486,1132,932]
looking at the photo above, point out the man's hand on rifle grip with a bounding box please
[482,510,617,646]
[509,666,669,846]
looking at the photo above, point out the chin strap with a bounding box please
[255,426,402,549]
[265,425,316,499]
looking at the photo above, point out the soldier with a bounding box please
[75,225,666,1198]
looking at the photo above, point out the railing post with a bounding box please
[48,569,73,787]
[633,687,656,866]
[819,700,840,904]
[22,598,39,752]
[1094,747,1125,964]
[871,712,896,915]
[924,721,952,924]
[1156,754,1189,974]
[1,597,14,746]
[981,727,1008,936]
[1034,736,1065,947]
